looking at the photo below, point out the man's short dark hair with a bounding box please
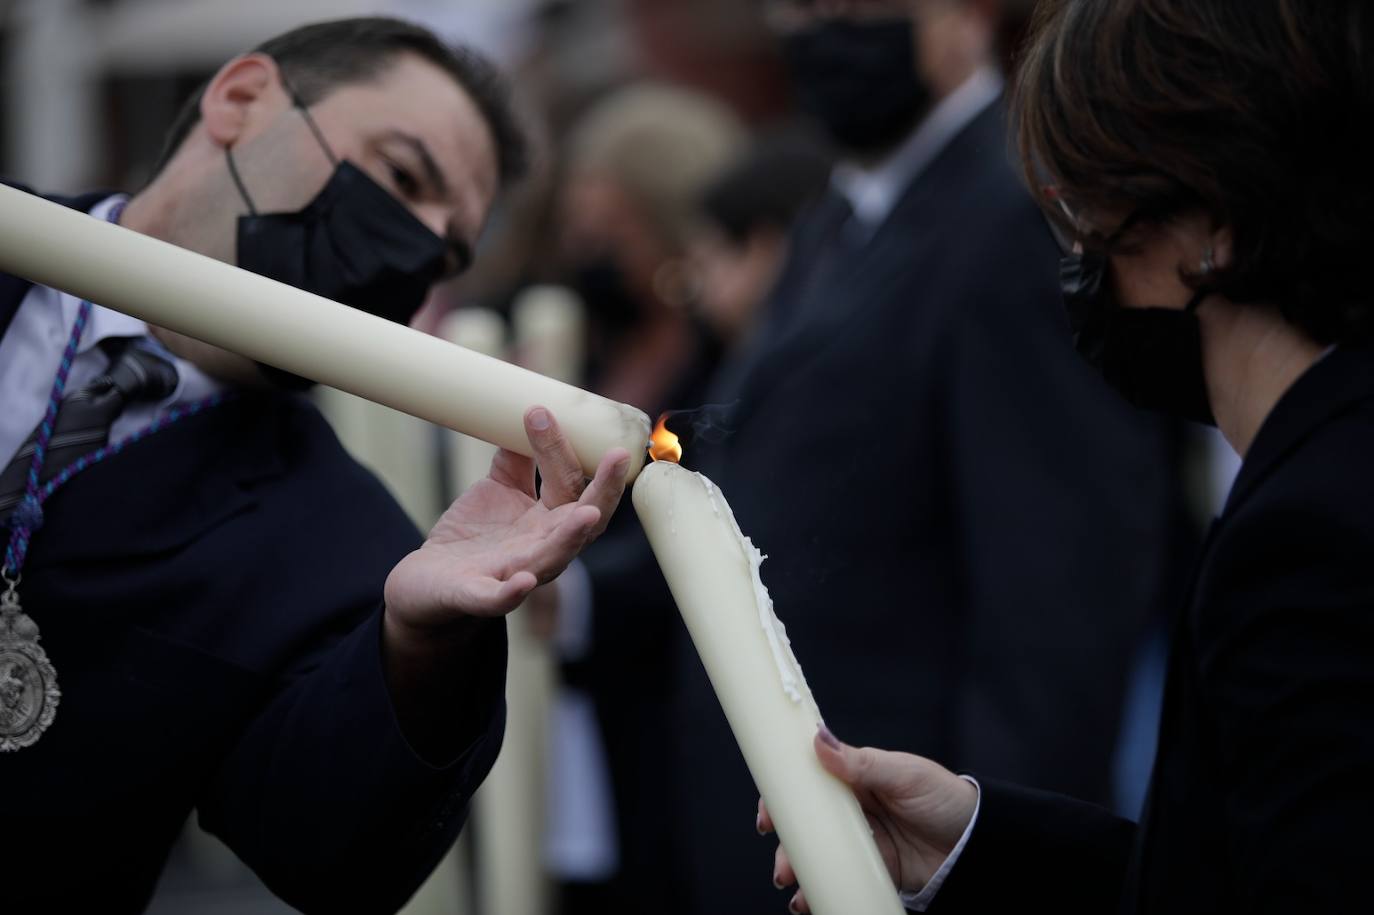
[156,16,529,187]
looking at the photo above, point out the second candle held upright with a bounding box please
[632,454,903,915]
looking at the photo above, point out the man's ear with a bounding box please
[199,53,285,149]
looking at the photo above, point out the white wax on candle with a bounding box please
[634,462,903,915]
[698,475,805,703]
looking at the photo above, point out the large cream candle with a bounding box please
[0,184,649,481]
[633,459,902,915]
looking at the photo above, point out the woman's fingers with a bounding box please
[789,888,810,914]
[773,843,796,890]
[525,406,587,507]
[815,726,979,859]
[757,797,775,835]
[814,725,919,798]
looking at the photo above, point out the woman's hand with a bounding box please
[759,727,978,914]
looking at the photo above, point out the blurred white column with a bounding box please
[395,308,506,915]
[314,384,444,530]
[437,306,559,915]
[511,285,585,387]
[6,0,99,190]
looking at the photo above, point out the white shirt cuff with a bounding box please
[898,776,981,912]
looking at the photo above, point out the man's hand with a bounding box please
[379,406,631,761]
[759,727,978,914]
[384,406,629,634]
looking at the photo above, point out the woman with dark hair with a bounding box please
[760,1,1374,912]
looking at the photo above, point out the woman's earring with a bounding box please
[1200,247,1216,276]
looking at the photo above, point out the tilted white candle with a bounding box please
[0,184,649,481]
[633,460,903,915]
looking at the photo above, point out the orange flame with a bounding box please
[648,413,682,463]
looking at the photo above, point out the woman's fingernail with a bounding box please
[773,871,785,890]
[818,724,842,750]
[529,408,550,431]
[756,813,766,835]
[788,894,803,914]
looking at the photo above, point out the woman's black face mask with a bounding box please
[226,87,449,387]
[1056,211,1217,427]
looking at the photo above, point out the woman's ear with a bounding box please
[199,53,284,149]
[1210,224,1235,272]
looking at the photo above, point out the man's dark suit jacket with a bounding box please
[931,342,1374,914]
[0,187,506,914]
[579,101,1174,914]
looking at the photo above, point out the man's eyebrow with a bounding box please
[382,130,449,198]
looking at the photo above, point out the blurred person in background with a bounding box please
[691,132,833,347]
[541,81,744,914]
[541,128,830,915]
[557,83,745,415]
[764,1,1374,912]
[0,16,633,914]
[655,0,1176,910]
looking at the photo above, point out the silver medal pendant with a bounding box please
[0,581,60,752]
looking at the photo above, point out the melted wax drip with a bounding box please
[699,474,806,704]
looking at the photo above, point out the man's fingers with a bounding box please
[450,571,536,617]
[490,448,536,499]
[510,504,602,583]
[578,448,631,538]
[525,406,587,507]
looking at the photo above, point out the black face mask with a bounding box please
[227,96,449,386]
[1062,250,1216,426]
[781,18,930,156]
[570,256,645,333]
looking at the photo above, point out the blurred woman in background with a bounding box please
[557,84,743,415]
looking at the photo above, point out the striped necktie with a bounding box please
[0,339,179,521]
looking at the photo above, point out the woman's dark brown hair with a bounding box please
[1012,0,1374,344]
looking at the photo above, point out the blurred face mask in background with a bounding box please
[570,255,646,333]
[781,17,931,156]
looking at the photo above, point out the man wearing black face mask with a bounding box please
[0,17,634,915]
[647,2,1178,911]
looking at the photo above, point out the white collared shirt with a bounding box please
[832,65,1005,235]
[0,194,223,469]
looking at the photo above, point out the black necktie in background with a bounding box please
[0,339,179,521]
